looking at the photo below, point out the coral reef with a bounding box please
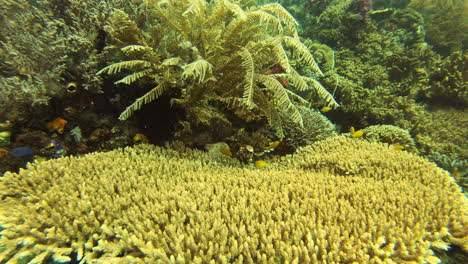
[0,137,466,263]
[421,51,468,106]
[412,108,467,189]
[98,0,338,138]
[283,105,337,149]
[362,124,418,153]
[273,0,467,199]
[408,0,467,55]
[0,0,114,121]
[0,0,157,173]
[350,0,373,22]
[0,7,466,264]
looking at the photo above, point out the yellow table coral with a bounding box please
[0,137,466,263]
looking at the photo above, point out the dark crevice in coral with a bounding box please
[136,91,185,146]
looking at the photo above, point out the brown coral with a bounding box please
[0,137,466,263]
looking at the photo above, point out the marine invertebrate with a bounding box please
[283,105,337,149]
[70,126,82,142]
[423,51,467,106]
[0,137,465,263]
[409,0,466,54]
[362,124,418,153]
[413,108,467,172]
[0,0,115,120]
[350,0,373,21]
[98,0,338,137]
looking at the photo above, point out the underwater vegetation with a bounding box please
[361,124,418,153]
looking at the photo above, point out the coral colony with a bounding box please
[0,0,466,263]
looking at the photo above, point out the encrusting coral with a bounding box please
[0,137,466,263]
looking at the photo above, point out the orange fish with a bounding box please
[46,118,67,134]
[0,148,9,158]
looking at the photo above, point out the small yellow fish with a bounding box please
[219,147,232,157]
[265,140,280,150]
[0,131,11,138]
[393,145,404,151]
[255,160,267,168]
[321,106,332,112]
[46,141,56,149]
[352,130,364,138]
[133,133,149,143]
[349,126,364,138]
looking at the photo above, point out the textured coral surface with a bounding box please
[0,137,466,263]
